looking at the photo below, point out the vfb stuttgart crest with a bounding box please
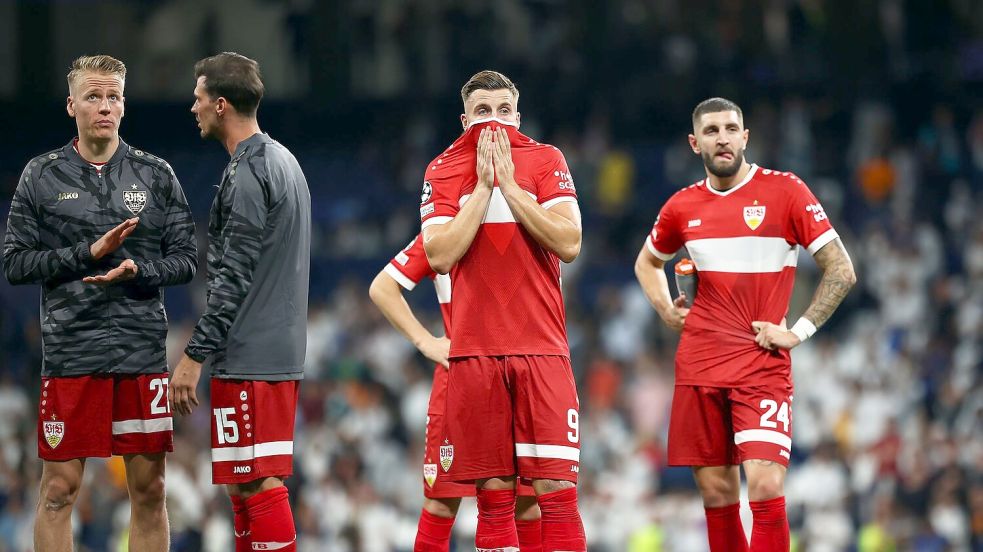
[423,463,438,487]
[123,189,148,215]
[43,416,65,449]
[743,202,766,230]
[439,443,454,472]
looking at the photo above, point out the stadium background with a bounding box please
[0,1,981,550]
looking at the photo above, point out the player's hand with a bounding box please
[492,128,516,188]
[661,295,690,332]
[420,335,451,369]
[476,127,495,190]
[752,321,801,350]
[82,258,138,285]
[169,354,202,416]
[90,218,139,260]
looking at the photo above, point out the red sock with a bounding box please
[231,495,251,552]
[245,486,297,552]
[537,488,586,552]
[705,503,749,552]
[414,509,455,552]
[516,518,543,552]
[475,488,518,551]
[749,497,789,552]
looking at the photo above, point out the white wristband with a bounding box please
[790,318,817,343]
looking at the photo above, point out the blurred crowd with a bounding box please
[2,0,983,551]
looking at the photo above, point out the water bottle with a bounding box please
[674,258,697,308]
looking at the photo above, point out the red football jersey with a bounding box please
[420,119,577,358]
[385,233,451,337]
[647,165,838,386]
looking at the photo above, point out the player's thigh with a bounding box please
[510,355,581,483]
[667,385,740,467]
[210,378,299,485]
[112,373,174,456]
[442,357,514,482]
[729,383,794,466]
[424,365,473,497]
[38,375,113,460]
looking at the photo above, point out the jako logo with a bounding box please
[233,465,251,474]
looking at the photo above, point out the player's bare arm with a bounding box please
[634,244,689,332]
[492,129,582,262]
[369,270,450,368]
[423,127,495,274]
[753,238,856,350]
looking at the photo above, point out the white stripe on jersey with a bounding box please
[421,216,453,230]
[806,228,839,255]
[211,440,294,462]
[434,273,451,304]
[515,443,580,462]
[734,429,792,450]
[541,196,578,210]
[383,263,418,291]
[646,234,676,261]
[687,236,798,273]
[112,417,173,435]
[459,188,538,224]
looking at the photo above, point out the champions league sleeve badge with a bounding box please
[123,184,148,215]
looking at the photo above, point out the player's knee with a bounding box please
[515,496,541,520]
[129,473,166,510]
[39,475,80,513]
[423,497,460,518]
[695,477,740,506]
[747,472,784,501]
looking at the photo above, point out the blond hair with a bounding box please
[460,70,519,104]
[67,55,126,93]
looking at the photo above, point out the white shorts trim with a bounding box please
[212,440,294,463]
[112,417,173,435]
[734,429,791,451]
[515,443,580,462]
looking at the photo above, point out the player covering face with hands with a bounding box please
[421,70,586,552]
[635,97,856,551]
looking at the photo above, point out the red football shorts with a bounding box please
[210,378,299,484]
[439,356,581,484]
[668,383,794,467]
[425,364,535,498]
[38,373,173,461]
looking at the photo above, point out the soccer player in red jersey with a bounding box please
[369,233,542,551]
[421,70,586,552]
[635,97,857,551]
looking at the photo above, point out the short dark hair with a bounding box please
[692,97,743,127]
[194,52,264,117]
[460,70,519,104]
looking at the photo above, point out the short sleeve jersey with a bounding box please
[384,233,451,337]
[420,123,577,357]
[647,165,838,386]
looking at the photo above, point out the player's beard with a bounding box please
[703,147,745,178]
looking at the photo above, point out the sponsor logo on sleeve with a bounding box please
[420,203,435,218]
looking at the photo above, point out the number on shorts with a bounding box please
[213,407,240,444]
[759,399,790,432]
[567,409,580,443]
[149,377,169,415]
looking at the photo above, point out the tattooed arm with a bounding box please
[752,238,857,350]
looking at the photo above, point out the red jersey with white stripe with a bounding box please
[420,119,577,358]
[384,233,451,335]
[647,165,838,386]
